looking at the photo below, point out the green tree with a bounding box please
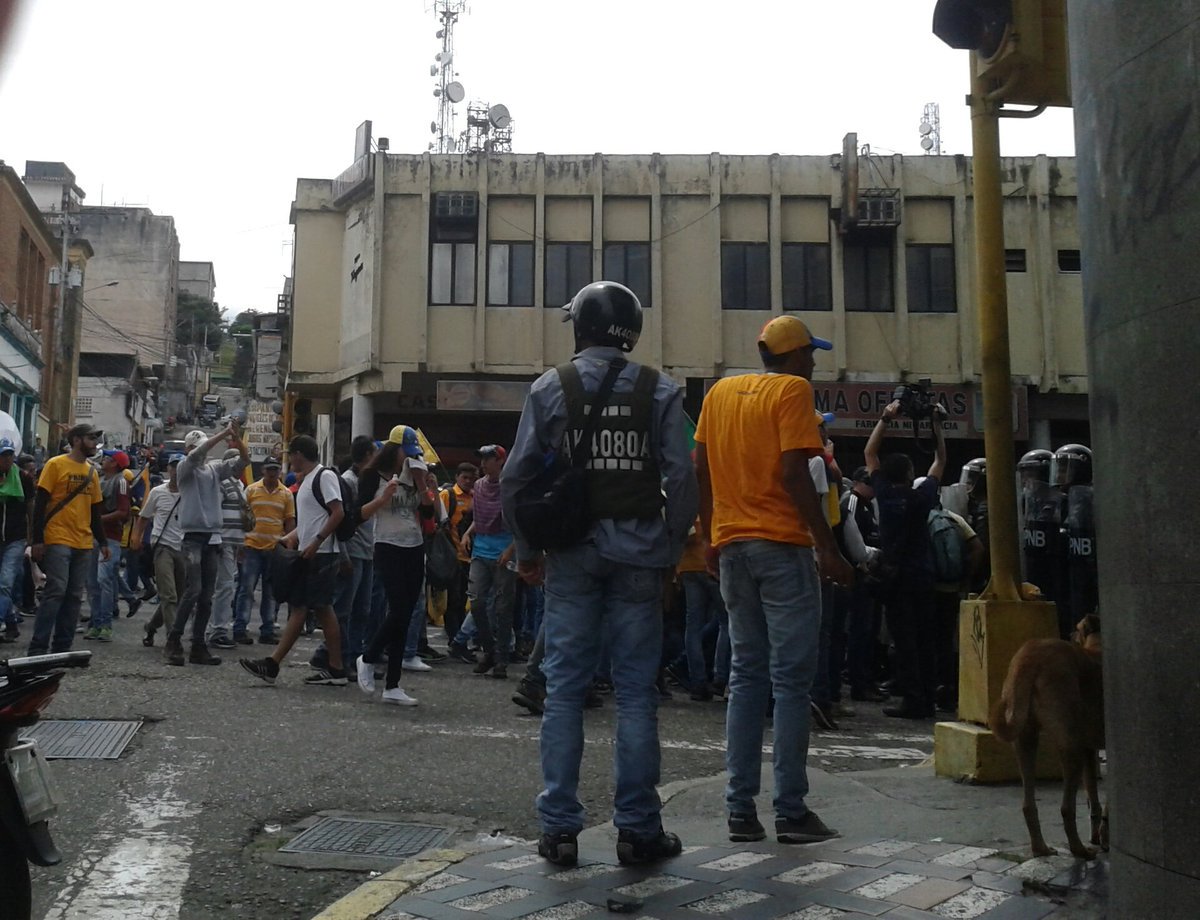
[231,310,258,388]
[176,292,226,350]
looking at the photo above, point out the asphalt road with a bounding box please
[16,598,934,920]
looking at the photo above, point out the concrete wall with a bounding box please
[75,376,134,447]
[178,260,216,301]
[291,151,1085,396]
[77,207,179,365]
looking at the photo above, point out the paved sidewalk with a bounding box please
[315,764,1108,919]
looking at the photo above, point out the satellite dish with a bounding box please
[446,81,465,103]
[433,87,442,97]
[435,50,453,65]
[919,122,933,136]
[436,29,444,38]
[430,64,437,76]
[920,136,935,151]
[488,104,512,129]
[430,121,438,134]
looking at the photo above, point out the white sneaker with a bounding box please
[381,687,418,706]
[356,655,375,694]
[403,656,432,672]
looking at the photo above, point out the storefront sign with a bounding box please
[436,380,531,413]
[810,382,1027,440]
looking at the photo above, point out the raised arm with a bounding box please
[864,400,900,474]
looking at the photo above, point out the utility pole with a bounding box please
[49,183,76,434]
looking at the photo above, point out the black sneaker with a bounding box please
[142,625,155,648]
[448,642,477,664]
[125,598,142,618]
[417,647,446,662]
[239,657,279,685]
[810,701,838,731]
[473,655,495,675]
[776,812,839,844]
[233,633,254,645]
[616,828,682,866]
[490,663,508,680]
[513,678,546,715]
[304,668,348,686]
[258,632,279,645]
[188,644,222,666]
[728,813,766,842]
[210,634,237,650]
[537,832,578,867]
[141,587,157,602]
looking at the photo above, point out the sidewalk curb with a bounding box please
[309,848,470,920]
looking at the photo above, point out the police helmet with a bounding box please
[959,457,986,490]
[1053,443,1093,486]
[1017,448,1054,483]
[561,281,643,353]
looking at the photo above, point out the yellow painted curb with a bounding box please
[310,849,470,920]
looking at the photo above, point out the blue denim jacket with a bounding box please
[500,346,698,569]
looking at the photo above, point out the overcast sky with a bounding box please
[0,0,1077,317]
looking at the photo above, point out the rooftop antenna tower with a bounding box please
[919,102,942,154]
[429,0,468,154]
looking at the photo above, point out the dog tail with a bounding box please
[990,651,1030,743]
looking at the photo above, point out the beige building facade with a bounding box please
[288,148,1087,470]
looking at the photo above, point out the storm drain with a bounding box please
[280,818,450,860]
[18,720,141,759]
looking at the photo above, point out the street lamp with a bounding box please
[83,280,119,293]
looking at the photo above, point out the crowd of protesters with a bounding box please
[0,279,1099,868]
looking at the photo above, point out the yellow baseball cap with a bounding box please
[758,316,833,356]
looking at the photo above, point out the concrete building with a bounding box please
[0,161,69,444]
[178,260,216,301]
[74,353,160,448]
[287,144,1087,470]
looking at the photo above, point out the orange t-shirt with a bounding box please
[695,373,823,549]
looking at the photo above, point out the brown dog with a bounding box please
[990,615,1105,859]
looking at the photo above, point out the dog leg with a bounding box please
[1017,734,1053,857]
[1083,751,1103,847]
[1061,748,1096,860]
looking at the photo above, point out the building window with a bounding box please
[1005,249,1028,272]
[906,244,957,314]
[487,242,534,306]
[430,193,478,305]
[721,242,770,310]
[546,243,591,307]
[430,243,476,305]
[603,243,651,307]
[843,239,894,312]
[1057,249,1082,273]
[782,243,832,311]
[75,397,93,417]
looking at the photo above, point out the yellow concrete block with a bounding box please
[934,720,1061,783]
[957,598,1058,725]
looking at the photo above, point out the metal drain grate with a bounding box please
[280,818,449,860]
[18,720,141,760]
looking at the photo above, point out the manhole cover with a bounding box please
[19,720,141,759]
[281,818,449,860]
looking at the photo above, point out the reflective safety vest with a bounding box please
[558,360,664,523]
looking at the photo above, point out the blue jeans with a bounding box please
[0,539,26,627]
[538,543,664,837]
[720,540,821,821]
[28,545,92,654]
[680,571,727,690]
[87,538,124,629]
[233,547,277,638]
[344,559,374,663]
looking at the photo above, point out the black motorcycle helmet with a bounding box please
[561,281,643,353]
[1017,448,1054,483]
[1053,443,1093,487]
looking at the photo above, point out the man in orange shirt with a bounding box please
[695,316,852,847]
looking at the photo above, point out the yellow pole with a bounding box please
[969,54,1021,603]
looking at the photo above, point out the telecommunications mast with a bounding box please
[919,102,942,155]
[430,0,468,153]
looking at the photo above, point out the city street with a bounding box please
[19,601,933,920]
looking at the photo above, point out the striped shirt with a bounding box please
[244,479,296,551]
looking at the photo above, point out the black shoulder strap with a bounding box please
[44,469,98,528]
[557,359,627,470]
[311,466,329,512]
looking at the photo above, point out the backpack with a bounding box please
[928,508,965,583]
[311,467,361,542]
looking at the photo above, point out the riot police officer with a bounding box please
[960,457,990,592]
[500,281,698,868]
[1018,448,1068,633]
[1054,444,1097,629]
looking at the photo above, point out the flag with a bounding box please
[415,428,442,466]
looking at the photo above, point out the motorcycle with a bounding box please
[0,650,91,920]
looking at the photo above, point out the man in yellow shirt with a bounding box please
[27,423,108,655]
[233,457,295,644]
[695,315,852,846]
